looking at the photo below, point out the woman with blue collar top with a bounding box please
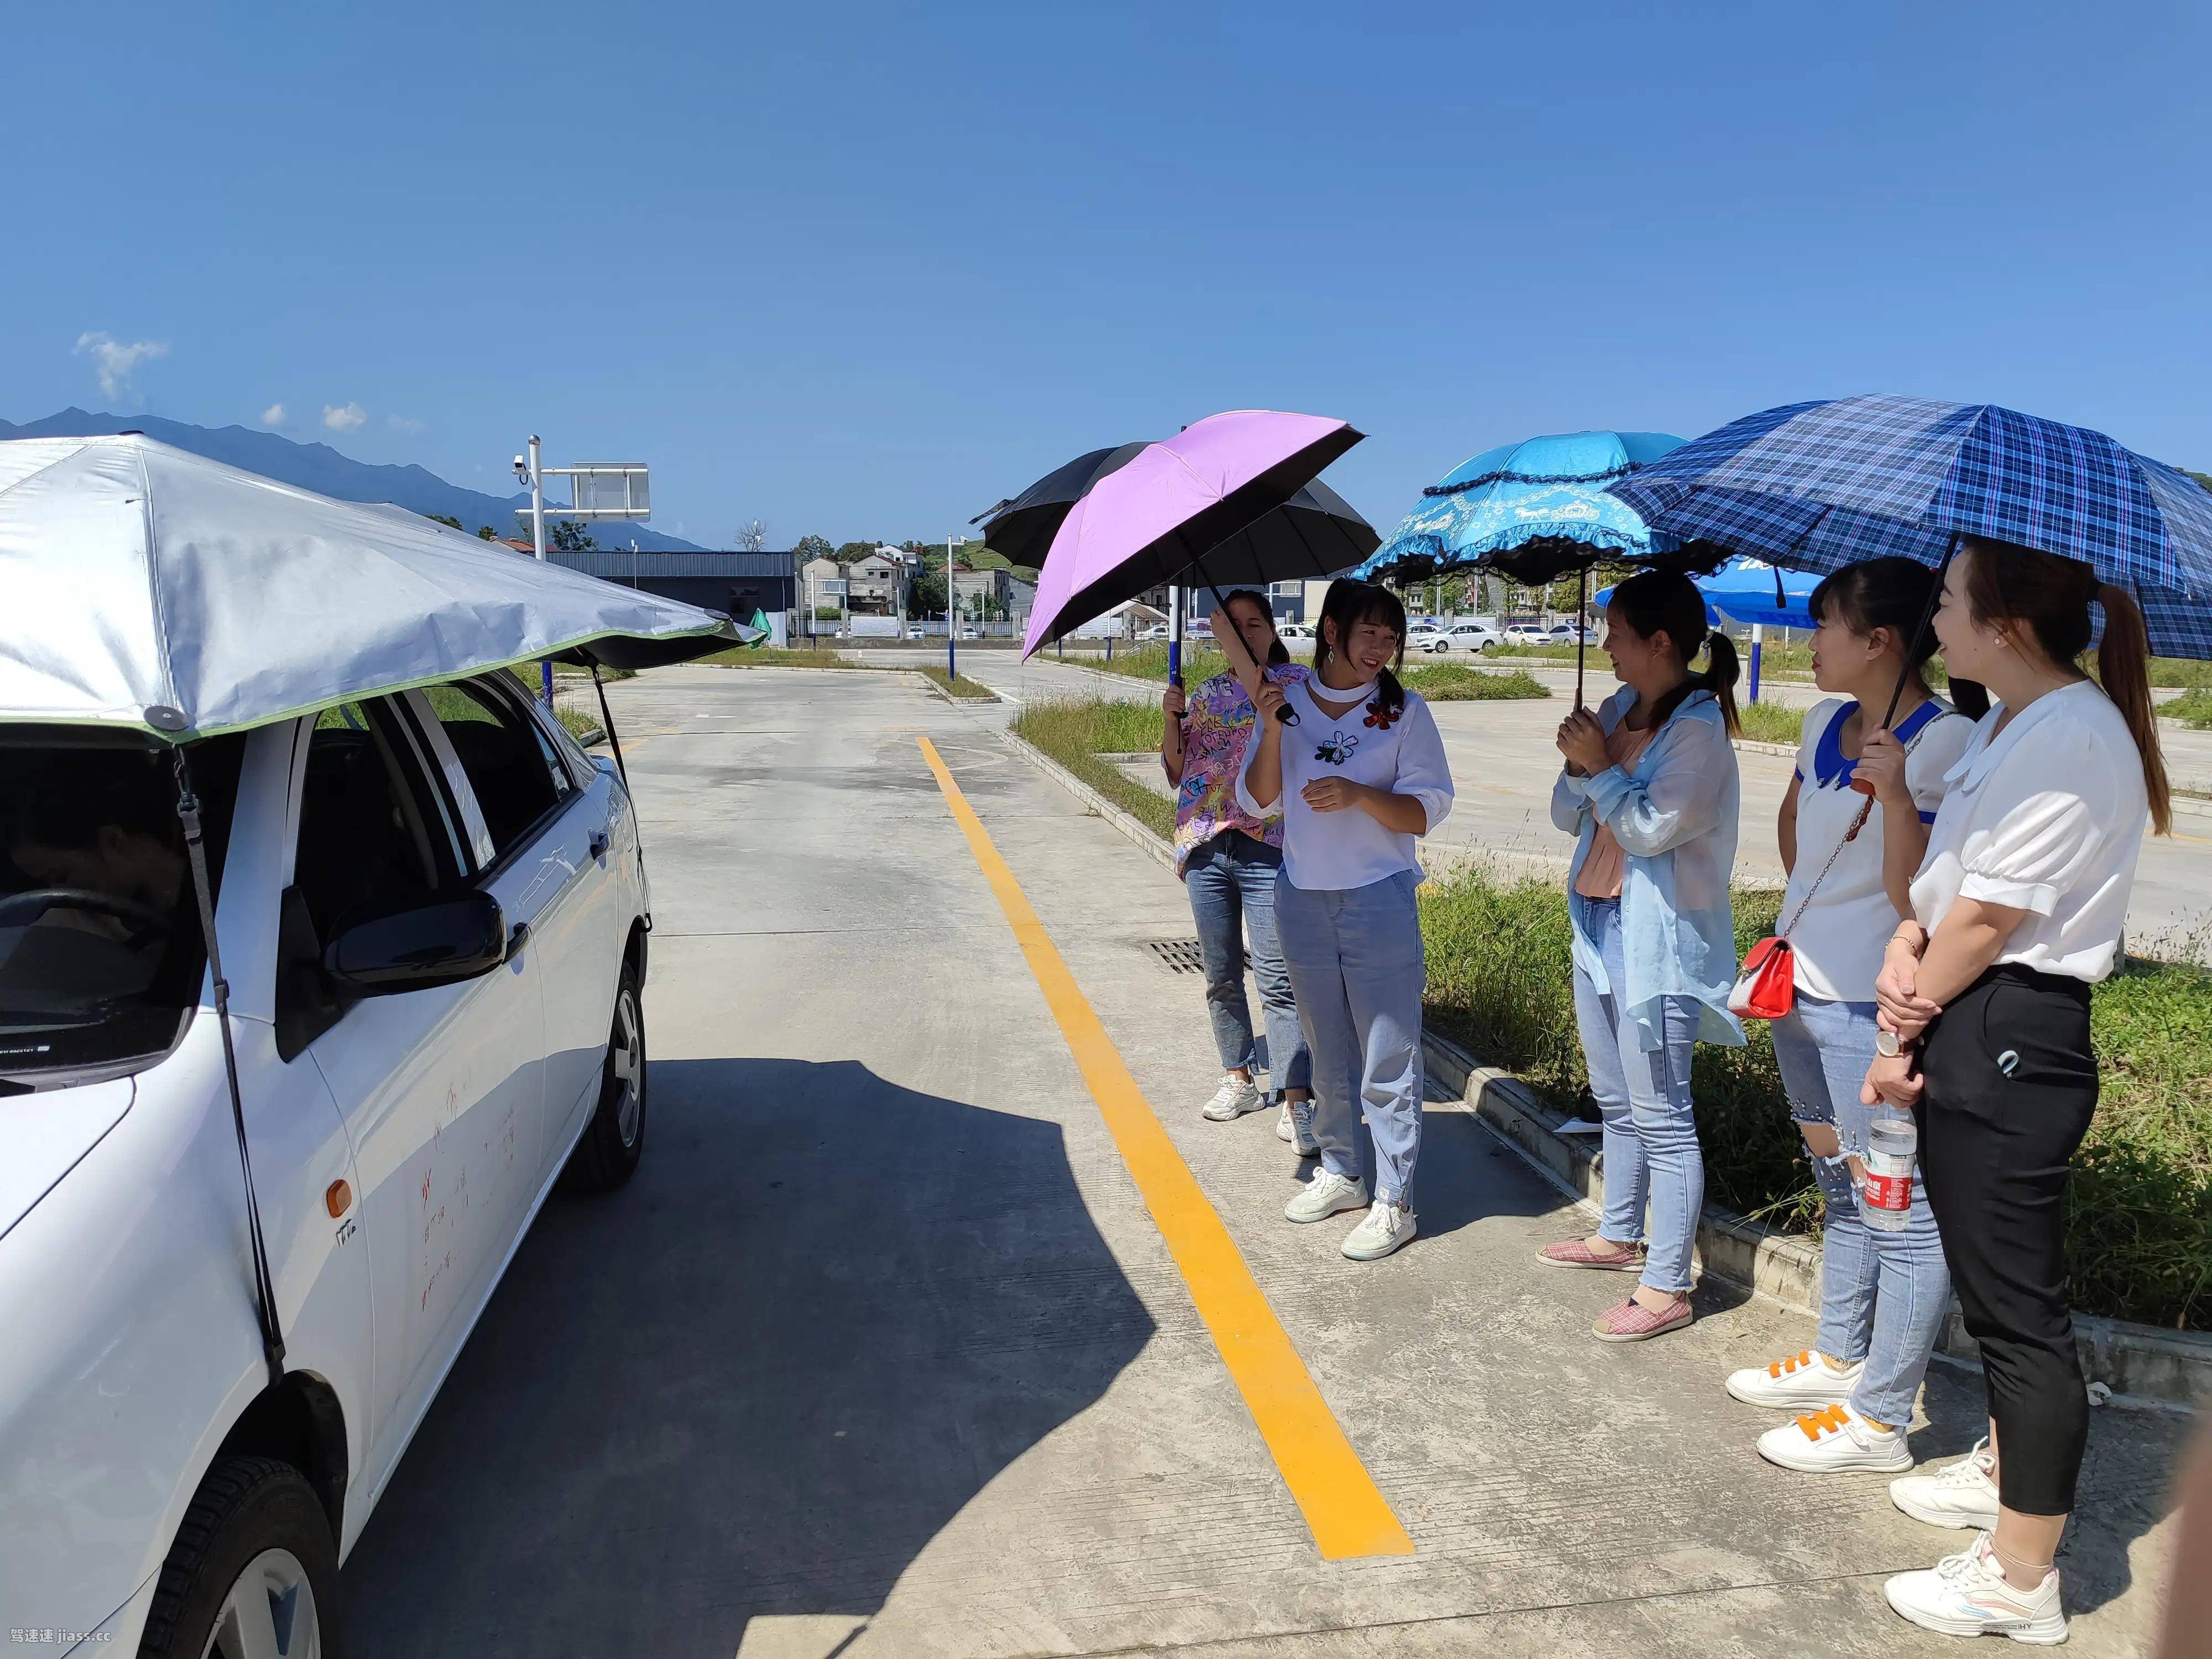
[1234,580,1453,1262]
[1540,568,1744,1342]
[1721,559,1976,1474]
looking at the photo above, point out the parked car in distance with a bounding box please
[1277,622,1316,643]
[1406,617,1443,635]
[1500,622,1554,646]
[1,670,651,1655]
[1136,623,1171,642]
[1421,621,1503,654]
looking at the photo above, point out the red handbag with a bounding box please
[1728,795,1874,1021]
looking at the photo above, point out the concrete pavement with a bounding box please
[341,662,2184,1657]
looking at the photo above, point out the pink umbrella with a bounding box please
[1020,411,1364,722]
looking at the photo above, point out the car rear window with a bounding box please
[0,731,245,1087]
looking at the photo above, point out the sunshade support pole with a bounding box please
[172,747,286,1391]
[1576,565,1590,712]
[590,664,629,789]
[1188,552,1298,726]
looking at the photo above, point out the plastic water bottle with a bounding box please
[1861,1113,1917,1233]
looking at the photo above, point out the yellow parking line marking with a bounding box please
[916,735,1413,1562]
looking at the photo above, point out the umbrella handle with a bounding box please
[1190,553,1300,724]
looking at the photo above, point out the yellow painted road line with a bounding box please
[916,735,1413,1561]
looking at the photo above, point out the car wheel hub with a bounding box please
[611,988,643,1147]
[202,1547,319,1659]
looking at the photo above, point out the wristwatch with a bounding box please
[1875,1029,1905,1059]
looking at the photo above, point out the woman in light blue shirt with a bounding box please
[1540,568,1744,1343]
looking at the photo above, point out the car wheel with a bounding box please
[137,1455,338,1659]
[562,959,647,1192]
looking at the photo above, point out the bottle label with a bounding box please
[1862,1170,1912,1212]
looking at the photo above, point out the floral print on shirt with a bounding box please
[1173,665,1308,877]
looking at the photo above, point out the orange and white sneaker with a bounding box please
[1757,1402,1914,1474]
[1725,1348,1862,1408]
[1884,1532,2067,1644]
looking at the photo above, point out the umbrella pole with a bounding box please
[1190,552,1298,726]
[1575,566,1589,711]
[1879,544,1955,729]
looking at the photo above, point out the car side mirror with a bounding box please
[324,891,508,995]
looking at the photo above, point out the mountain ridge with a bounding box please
[0,408,708,551]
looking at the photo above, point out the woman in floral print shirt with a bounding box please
[1161,589,1313,1147]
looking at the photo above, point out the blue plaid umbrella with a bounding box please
[1608,395,2212,658]
[1356,429,1687,587]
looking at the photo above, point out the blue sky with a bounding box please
[7,2,2207,546]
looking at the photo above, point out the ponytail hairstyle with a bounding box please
[1606,568,1742,736]
[1218,587,1290,667]
[1314,578,1408,714]
[1959,536,2171,834]
[1809,555,1990,719]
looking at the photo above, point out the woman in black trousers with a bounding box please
[1865,538,2168,1644]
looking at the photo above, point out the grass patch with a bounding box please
[1483,643,1582,663]
[1402,664,1551,701]
[919,665,995,699]
[1093,642,1232,685]
[2161,688,2212,729]
[1736,701,1806,745]
[1418,867,2212,1328]
[700,645,859,669]
[1008,698,1175,841]
[553,705,601,743]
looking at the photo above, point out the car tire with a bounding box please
[137,1454,339,1659]
[562,959,647,1192]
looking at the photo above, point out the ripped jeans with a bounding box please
[1771,995,1952,1429]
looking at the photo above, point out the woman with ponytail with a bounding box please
[1232,579,1453,1261]
[1871,539,2167,1646]
[1541,568,1746,1342]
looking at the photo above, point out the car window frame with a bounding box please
[396,676,587,885]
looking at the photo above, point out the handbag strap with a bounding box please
[1777,706,1940,940]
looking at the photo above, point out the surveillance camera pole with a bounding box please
[526,434,551,707]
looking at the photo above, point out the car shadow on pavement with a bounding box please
[342,1056,1154,1657]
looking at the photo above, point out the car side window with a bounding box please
[419,679,574,864]
[279,699,460,1058]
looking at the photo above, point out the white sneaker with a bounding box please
[1757,1404,1914,1474]
[1891,1437,2002,1532]
[1726,1348,1863,1408]
[1285,1170,1368,1223]
[1340,1199,1417,1261]
[1884,1532,2067,1645]
[1201,1074,1266,1121]
[1277,1100,1318,1156]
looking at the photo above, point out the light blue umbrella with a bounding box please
[1597,556,1818,702]
[1357,429,1687,587]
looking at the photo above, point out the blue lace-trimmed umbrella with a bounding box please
[1607,395,2212,662]
[1356,430,1691,706]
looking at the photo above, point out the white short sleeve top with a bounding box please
[1783,697,1974,1003]
[1908,681,2150,983]
[1234,676,1453,891]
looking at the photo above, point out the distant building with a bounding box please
[534,547,798,646]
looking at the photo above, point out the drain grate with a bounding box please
[1145,937,1208,975]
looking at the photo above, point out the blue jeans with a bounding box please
[1186,832,1310,1097]
[1274,870,1425,1208]
[1772,995,1952,1428]
[1572,897,1704,1295]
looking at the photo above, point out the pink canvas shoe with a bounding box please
[1537,1237,1646,1271]
[1592,1295,1693,1343]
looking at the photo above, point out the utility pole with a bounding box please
[946,535,957,681]
[527,435,549,705]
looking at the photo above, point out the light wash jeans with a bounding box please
[1572,896,1704,1295]
[1273,869,1425,1208]
[1185,832,1310,1096]
[1771,994,1952,1428]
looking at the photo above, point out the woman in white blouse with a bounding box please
[1724,559,1975,1472]
[1234,579,1454,1262]
[1867,539,2169,1646]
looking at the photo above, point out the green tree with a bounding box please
[792,534,834,564]
[834,541,877,564]
[550,519,598,552]
[909,572,947,616]
[424,512,463,530]
[476,525,497,540]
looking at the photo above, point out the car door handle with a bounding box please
[505,921,531,960]
[589,828,610,860]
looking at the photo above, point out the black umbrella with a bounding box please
[969,441,1150,570]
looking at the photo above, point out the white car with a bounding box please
[1,670,649,1653]
[1420,621,1503,654]
[1136,623,1171,643]
[1500,623,1553,646]
[1277,622,1315,643]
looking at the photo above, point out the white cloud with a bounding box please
[260,403,286,427]
[387,414,424,436]
[74,332,170,400]
[322,403,367,432]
